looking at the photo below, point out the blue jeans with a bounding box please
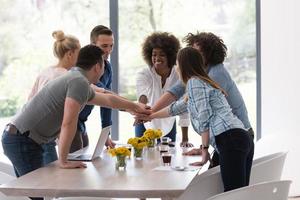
[215,128,254,192]
[134,122,177,142]
[2,130,44,200]
[42,141,58,165]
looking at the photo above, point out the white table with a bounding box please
[0,146,202,199]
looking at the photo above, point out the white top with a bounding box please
[28,66,67,100]
[136,67,189,135]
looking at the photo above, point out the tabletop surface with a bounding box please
[0,146,202,198]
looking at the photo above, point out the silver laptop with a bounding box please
[67,126,111,161]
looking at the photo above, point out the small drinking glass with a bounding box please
[161,153,172,166]
[159,145,169,154]
[161,137,171,145]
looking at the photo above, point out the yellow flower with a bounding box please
[143,128,163,139]
[108,146,131,157]
[127,136,148,149]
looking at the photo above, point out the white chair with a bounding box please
[56,198,112,200]
[176,151,288,200]
[0,161,15,176]
[250,151,287,184]
[175,165,223,200]
[206,180,292,200]
[0,171,30,200]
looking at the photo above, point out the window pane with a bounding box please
[118,0,256,143]
[0,0,109,134]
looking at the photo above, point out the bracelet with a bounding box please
[200,144,209,150]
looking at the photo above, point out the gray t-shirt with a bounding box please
[12,67,95,144]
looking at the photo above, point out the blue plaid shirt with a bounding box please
[168,63,251,130]
[77,60,112,133]
[169,78,245,150]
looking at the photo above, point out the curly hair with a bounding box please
[142,32,180,68]
[183,32,227,66]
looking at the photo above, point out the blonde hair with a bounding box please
[52,30,80,59]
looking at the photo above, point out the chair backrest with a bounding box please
[206,180,292,200]
[0,161,15,177]
[176,151,288,200]
[0,171,15,184]
[176,167,223,200]
[250,152,287,184]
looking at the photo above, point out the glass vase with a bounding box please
[147,139,156,148]
[134,147,143,160]
[115,155,126,170]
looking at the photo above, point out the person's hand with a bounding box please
[105,137,116,148]
[180,141,194,147]
[133,113,153,125]
[189,149,210,166]
[59,160,87,169]
[129,102,151,116]
[182,148,202,156]
[133,118,144,126]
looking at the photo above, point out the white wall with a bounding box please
[261,0,300,136]
[260,0,300,196]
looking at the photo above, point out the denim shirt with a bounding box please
[77,60,113,133]
[169,78,245,150]
[168,63,251,130]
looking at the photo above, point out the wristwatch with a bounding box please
[201,144,209,150]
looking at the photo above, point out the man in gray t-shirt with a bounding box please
[2,45,150,181]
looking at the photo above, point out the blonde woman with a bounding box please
[28,30,80,166]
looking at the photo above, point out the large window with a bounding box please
[0,0,257,145]
[118,0,257,142]
[0,0,109,146]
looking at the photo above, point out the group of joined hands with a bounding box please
[125,103,211,167]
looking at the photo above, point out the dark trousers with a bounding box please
[209,128,254,169]
[69,129,89,153]
[215,128,254,192]
[41,141,58,165]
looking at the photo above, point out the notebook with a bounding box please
[67,126,111,161]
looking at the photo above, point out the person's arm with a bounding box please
[88,92,151,116]
[58,97,87,169]
[133,69,151,125]
[90,84,105,93]
[178,112,193,147]
[189,130,210,166]
[152,80,185,112]
[138,97,188,122]
[186,79,212,165]
[150,106,171,119]
[151,92,176,112]
[180,127,194,147]
[28,78,40,100]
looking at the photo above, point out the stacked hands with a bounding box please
[132,104,194,148]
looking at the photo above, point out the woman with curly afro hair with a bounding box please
[134,32,192,146]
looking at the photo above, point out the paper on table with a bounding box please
[153,165,201,171]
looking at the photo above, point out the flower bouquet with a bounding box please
[143,129,163,148]
[108,146,131,170]
[127,136,149,159]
